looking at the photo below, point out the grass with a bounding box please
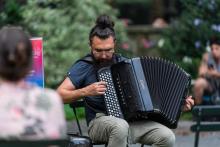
[64,104,85,121]
[180,111,193,120]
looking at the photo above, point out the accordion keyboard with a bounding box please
[98,69,124,118]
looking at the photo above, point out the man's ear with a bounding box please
[113,40,117,51]
[88,42,93,50]
[114,39,117,44]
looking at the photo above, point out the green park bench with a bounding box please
[190,105,220,147]
[0,139,68,147]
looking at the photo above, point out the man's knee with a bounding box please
[111,119,129,139]
[140,126,175,147]
[159,129,175,147]
[194,78,208,89]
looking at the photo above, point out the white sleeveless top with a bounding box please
[208,52,220,72]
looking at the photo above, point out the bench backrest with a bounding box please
[192,105,220,117]
[0,139,68,147]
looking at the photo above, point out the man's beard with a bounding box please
[95,59,115,69]
[91,53,116,69]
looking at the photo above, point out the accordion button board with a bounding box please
[98,67,124,119]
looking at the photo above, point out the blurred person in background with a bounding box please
[194,36,220,105]
[0,26,66,140]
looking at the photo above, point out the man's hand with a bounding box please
[182,96,194,112]
[82,81,107,96]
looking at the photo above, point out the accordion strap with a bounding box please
[76,53,126,65]
[77,53,126,79]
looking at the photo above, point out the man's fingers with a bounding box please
[189,99,194,106]
[184,105,190,111]
[98,92,105,95]
[186,97,194,106]
[98,81,107,86]
[97,90,105,95]
[98,85,106,89]
[98,87,107,92]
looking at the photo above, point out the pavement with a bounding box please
[67,120,220,147]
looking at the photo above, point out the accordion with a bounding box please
[98,56,191,129]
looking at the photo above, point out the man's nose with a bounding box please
[101,53,107,59]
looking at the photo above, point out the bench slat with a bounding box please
[192,105,220,116]
[191,124,220,132]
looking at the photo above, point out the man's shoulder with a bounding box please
[68,55,94,74]
[69,60,93,73]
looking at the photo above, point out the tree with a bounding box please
[22,0,130,88]
[0,0,24,27]
[159,0,220,78]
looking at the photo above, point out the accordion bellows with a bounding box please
[98,56,191,128]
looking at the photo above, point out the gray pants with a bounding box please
[88,113,175,147]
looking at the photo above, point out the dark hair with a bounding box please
[210,36,220,46]
[89,14,116,44]
[0,26,32,81]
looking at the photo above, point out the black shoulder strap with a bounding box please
[76,54,94,64]
[76,53,126,65]
[115,53,127,62]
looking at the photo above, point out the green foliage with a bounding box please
[180,112,192,120]
[0,0,23,27]
[159,0,220,79]
[115,0,152,4]
[22,0,129,88]
[64,104,85,120]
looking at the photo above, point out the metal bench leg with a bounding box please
[73,107,82,136]
[194,130,199,147]
[194,108,202,147]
